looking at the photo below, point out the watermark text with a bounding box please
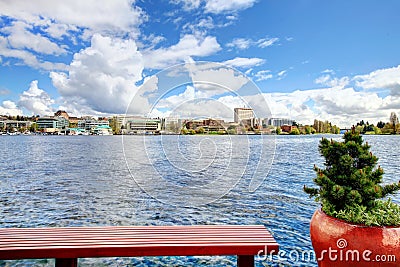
[257,238,396,264]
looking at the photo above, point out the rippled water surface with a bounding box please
[0,134,399,266]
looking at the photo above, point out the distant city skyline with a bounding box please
[3,107,398,135]
[1,1,400,128]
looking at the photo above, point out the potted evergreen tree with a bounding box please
[304,131,400,266]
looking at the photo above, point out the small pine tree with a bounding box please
[304,131,400,226]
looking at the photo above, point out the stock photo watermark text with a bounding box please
[257,238,396,264]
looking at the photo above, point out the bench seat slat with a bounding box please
[0,231,271,238]
[0,225,268,232]
[0,225,279,261]
[0,240,277,249]
[0,234,274,242]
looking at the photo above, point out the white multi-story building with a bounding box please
[264,118,295,127]
[234,108,254,123]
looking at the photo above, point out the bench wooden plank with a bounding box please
[0,225,279,266]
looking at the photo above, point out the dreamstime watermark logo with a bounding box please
[257,238,396,264]
[318,238,396,263]
[336,238,347,249]
[122,61,276,207]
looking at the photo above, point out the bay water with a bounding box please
[1,134,399,266]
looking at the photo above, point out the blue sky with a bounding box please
[0,0,400,127]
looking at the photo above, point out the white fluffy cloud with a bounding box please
[187,62,249,92]
[50,34,144,114]
[0,2,229,116]
[0,100,23,116]
[0,0,144,72]
[276,87,395,127]
[354,65,400,95]
[42,33,223,116]
[0,35,67,71]
[3,21,67,56]
[40,29,224,117]
[264,86,400,127]
[143,34,221,69]
[154,63,251,109]
[0,0,143,36]
[18,80,55,116]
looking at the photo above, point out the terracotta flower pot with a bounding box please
[310,209,400,266]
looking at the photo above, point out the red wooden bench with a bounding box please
[0,225,278,267]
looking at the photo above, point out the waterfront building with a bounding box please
[78,117,110,131]
[163,116,181,134]
[36,116,69,133]
[54,110,81,127]
[111,115,141,133]
[234,108,254,123]
[36,116,69,131]
[184,118,227,133]
[281,125,297,133]
[184,119,204,130]
[202,118,226,132]
[127,118,162,134]
[113,115,140,126]
[0,120,32,131]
